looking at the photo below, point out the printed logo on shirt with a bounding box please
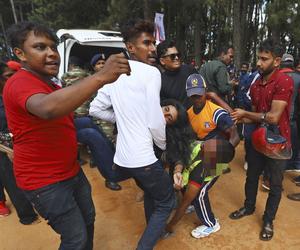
[204,122,210,128]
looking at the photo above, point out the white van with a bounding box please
[56,29,125,78]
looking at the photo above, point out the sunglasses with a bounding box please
[162,53,181,60]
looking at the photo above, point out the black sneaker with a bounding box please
[105,180,122,191]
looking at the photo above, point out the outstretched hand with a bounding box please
[231,108,246,123]
[99,53,131,83]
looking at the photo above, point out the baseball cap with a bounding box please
[186,73,207,97]
[90,53,106,67]
[281,53,294,62]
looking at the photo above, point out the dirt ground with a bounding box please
[1,142,300,250]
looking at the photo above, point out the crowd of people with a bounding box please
[0,18,300,250]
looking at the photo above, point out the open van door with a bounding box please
[56,29,125,78]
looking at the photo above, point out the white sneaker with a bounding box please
[185,205,195,214]
[191,220,220,239]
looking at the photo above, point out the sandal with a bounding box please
[260,222,274,241]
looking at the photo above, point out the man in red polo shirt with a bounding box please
[3,22,130,250]
[228,38,293,241]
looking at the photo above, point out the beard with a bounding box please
[258,65,275,77]
[193,103,205,114]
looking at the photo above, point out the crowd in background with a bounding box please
[0,19,300,250]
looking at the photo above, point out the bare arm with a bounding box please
[166,184,200,233]
[231,100,287,125]
[206,91,233,113]
[225,125,240,147]
[26,54,130,119]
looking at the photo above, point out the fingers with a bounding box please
[99,53,131,82]
[109,53,130,65]
[173,184,182,191]
[108,53,131,75]
[173,173,183,190]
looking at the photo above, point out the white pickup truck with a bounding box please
[56,29,125,78]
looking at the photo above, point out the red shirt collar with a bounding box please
[257,68,280,85]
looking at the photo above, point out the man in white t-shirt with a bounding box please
[89,19,175,250]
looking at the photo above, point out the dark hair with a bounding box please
[258,38,284,58]
[0,61,7,94]
[69,56,84,68]
[161,99,196,167]
[7,21,58,49]
[215,45,233,57]
[0,61,8,76]
[120,19,154,43]
[241,62,249,68]
[157,39,176,59]
[0,78,4,94]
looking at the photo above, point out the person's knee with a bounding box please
[84,205,96,226]
[61,227,88,250]
[77,128,103,144]
[269,179,283,193]
[84,128,106,141]
[74,229,88,250]
[246,167,261,180]
[160,190,176,212]
[54,211,88,250]
[77,180,96,226]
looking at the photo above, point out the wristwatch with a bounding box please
[261,112,267,122]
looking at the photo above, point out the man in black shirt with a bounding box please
[157,40,198,109]
[157,40,233,114]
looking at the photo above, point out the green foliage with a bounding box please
[1,0,300,63]
[28,0,109,30]
[266,0,300,53]
[96,0,144,30]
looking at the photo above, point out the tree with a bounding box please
[233,0,248,68]
[28,0,109,30]
[0,0,299,64]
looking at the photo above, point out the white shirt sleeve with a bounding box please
[146,69,166,150]
[89,86,116,123]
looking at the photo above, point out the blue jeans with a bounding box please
[74,117,117,182]
[24,169,95,250]
[113,161,175,250]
